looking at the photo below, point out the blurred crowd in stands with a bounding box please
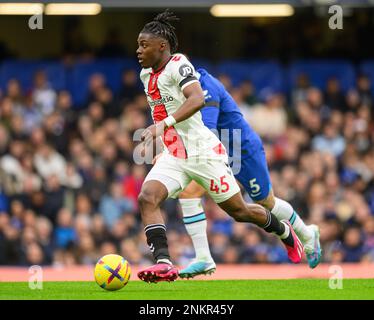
[0,62,374,267]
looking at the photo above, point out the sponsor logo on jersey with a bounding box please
[179,64,194,77]
[148,95,174,107]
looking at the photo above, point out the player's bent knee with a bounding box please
[179,189,192,199]
[138,189,162,210]
[256,192,275,211]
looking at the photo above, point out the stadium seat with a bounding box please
[214,60,284,93]
[359,60,374,94]
[0,60,66,93]
[69,58,140,107]
[190,58,214,74]
[288,60,356,93]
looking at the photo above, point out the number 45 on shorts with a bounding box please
[210,176,230,193]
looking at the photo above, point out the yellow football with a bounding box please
[94,254,131,291]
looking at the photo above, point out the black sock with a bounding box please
[263,210,294,247]
[144,224,171,263]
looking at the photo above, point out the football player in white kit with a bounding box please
[136,10,303,283]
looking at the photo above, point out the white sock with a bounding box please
[157,258,173,265]
[179,198,214,262]
[271,197,313,243]
[279,221,290,240]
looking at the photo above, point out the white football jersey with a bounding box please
[140,53,225,159]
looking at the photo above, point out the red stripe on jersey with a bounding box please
[148,71,187,159]
[171,55,181,62]
[213,143,226,155]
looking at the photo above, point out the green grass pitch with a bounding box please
[1,279,374,300]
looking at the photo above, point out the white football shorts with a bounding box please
[143,153,240,203]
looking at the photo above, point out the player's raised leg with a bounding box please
[186,157,304,265]
[218,192,303,264]
[256,189,321,269]
[237,148,322,269]
[178,181,216,278]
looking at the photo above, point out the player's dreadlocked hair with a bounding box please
[141,9,179,54]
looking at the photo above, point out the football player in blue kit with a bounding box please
[178,68,322,278]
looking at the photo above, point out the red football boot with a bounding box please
[282,220,304,264]
[138,263,178,283]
